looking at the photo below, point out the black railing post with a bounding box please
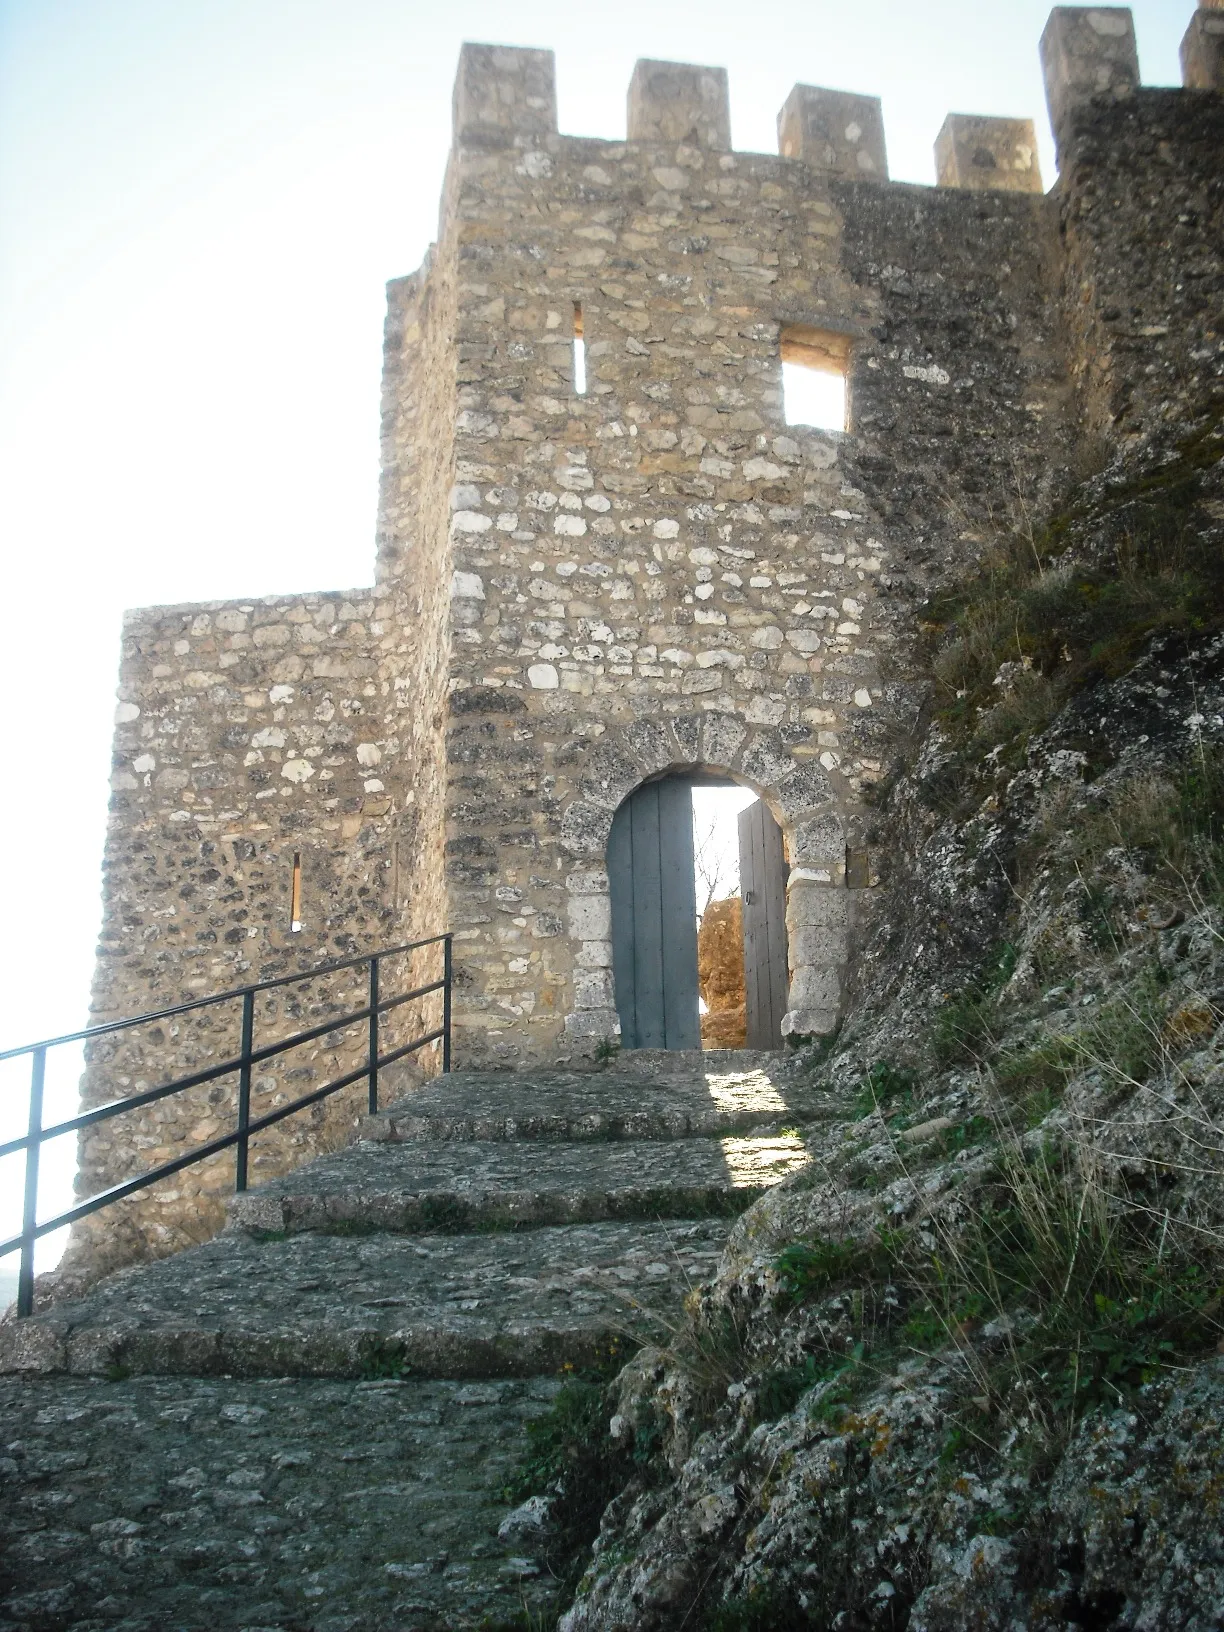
[235,989,255,1193]
[368,955,380,1114]
[442,935,453,1074]
[17,1047,46,1318]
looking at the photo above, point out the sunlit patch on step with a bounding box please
[719,1134,810,1185]
[702,1069,789,1113]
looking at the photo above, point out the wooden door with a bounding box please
[738,800,788,1050]
[607,779,700,1050]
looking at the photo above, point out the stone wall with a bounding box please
[72,6,1224,1271]
[1056,87,1224,450]
[71,585,445,1274]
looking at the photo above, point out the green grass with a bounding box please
[358,1337,411,1380]
[931,943,1017,1068]
[852,1060,918,1119]
[706,1585,810,1631]
[503,1352,645,1601]
[773,1237,891,1310]
[920,405,1224,799]
[752,1126,1223,1478]
[938,1115,994,1155]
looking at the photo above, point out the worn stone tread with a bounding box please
[1,1221,726,1380]
[0,1373,561,1631]
[226,1131,809,1234]
[0,1055,809,1624]
[367,1056,822,1143]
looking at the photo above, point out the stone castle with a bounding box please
[76,5,1224,1266]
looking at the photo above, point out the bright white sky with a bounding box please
[0,0,1191,1279]
[693,784,761,913]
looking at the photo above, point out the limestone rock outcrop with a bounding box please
[557,430,1224,1628]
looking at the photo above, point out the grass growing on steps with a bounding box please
[503,1346,650,1608]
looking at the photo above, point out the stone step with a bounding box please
[583,1048,785,1076]
[0,1372,563,1630]
[1,1219,728,1381]
[367,1055,824,1143]
[226,1131,809,1235]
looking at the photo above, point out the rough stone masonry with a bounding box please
[72,5,1224,1272]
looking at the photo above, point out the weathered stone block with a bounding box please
[740,733,796,791]
[776,85,888,180]
[627,60,730,149]
[453,43,558,146]
[701,715,746,771]
[1040,7,1139,155]
[781,1008,837,1038]
[567,894,612,942]
[561,802,612,857]
[774,763,835,822]
[790,811,846,868]
[786,884,853,934]
[573,969,615,1010]
[785,965,841,1013]
[563,1006,620,1038]
[788,923,850,969]
[934,114,1042,193]
[1181,9,1224,90]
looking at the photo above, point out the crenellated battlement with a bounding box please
[450,5,1223,192]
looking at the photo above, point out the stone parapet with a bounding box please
[627,59,731,149]
[1040,6,1140,156]
[453,43,557,146]
[935,113,1043,192]
[776,85,888,179]
[1181,8,1224,90]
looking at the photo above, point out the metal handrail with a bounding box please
[2,932,453,1318]
[0,932,453,1061]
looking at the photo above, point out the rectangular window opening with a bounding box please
[573,302,587,395]
[780,324,849,432]
[290,852,302,933]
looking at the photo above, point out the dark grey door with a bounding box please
[739,800,788,1050]
[608,779,700,1050]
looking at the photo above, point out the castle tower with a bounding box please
[76,8,1223,1269]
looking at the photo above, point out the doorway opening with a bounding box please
[607,776,790,1052]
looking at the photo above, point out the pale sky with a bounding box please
[0,0,1191,1271]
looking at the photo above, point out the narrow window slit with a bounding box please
[573,303,587,395]
[290,852,302,933]
[780,324,850,432]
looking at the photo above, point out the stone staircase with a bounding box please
[0,1051,820,1631]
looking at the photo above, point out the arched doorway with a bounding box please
[607,774,790,1051]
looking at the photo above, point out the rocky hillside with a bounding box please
[523,411,1224,1630]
